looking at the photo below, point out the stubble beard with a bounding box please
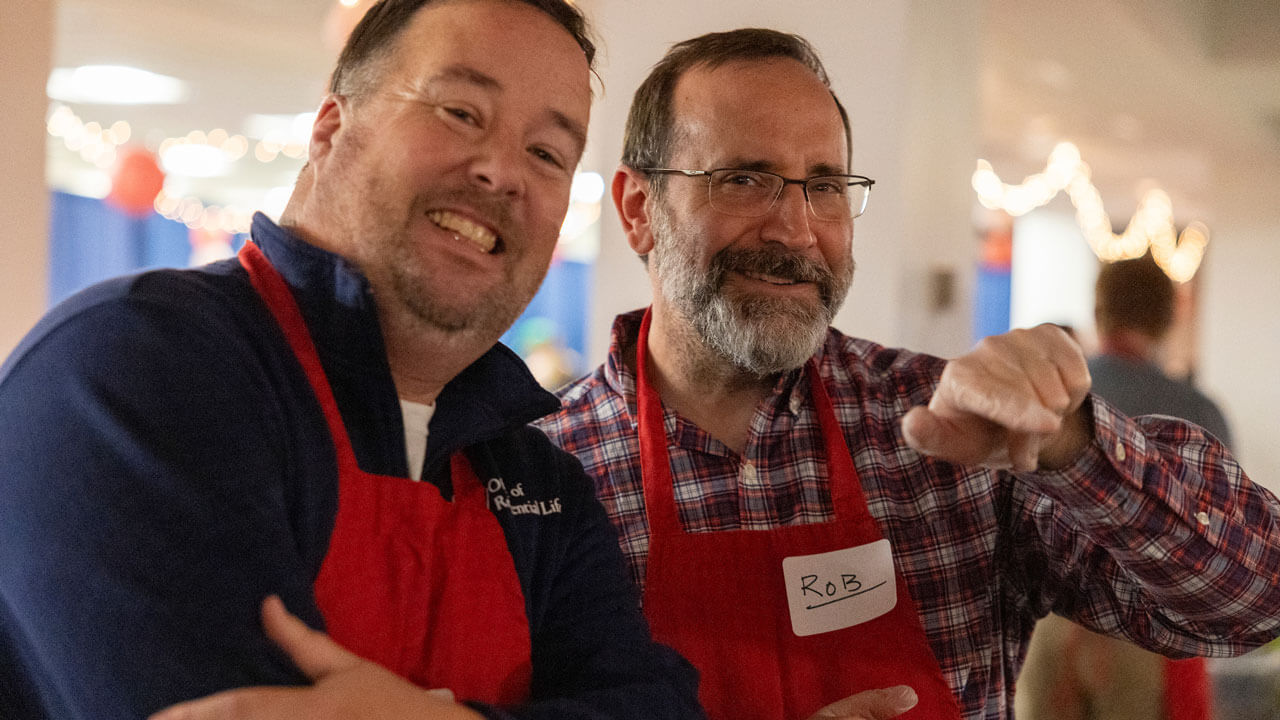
[381,190,544,346]
[343,166,544,346]
[650,205,853,377]
[319,122,547,348]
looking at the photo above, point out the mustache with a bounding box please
[708,247,833,285]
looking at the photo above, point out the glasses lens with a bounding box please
[806,176,870,220]
[707,170,782,217]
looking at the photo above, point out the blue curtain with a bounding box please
[500,258,592,374]
[47,191,242,306]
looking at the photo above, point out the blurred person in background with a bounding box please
[1087,253,1230,446]
[1016,253,1232,720]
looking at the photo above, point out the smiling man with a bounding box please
[536,28,1280,720]
[0,2,700,719]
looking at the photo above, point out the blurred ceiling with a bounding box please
[49,0,337,215]
[979,0,1280,224]
[47,0,1280,229]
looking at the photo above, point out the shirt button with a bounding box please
[1196,511,1211,527]
[1115,441,1126,461]
[742,463,759,485]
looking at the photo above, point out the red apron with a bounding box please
[1163,657,1211,720]
[635,309,962,720]
[238,242,532,704]
[1056,622,1211,720]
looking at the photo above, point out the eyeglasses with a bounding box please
[640,168,875,221]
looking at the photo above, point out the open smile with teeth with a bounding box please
[741,270,803,286]
[427,210,499,254]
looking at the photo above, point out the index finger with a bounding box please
[149,687,302,720]
[1033,323,1091,406]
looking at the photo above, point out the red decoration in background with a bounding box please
[980,213,1014,271]
[106,146,166,217]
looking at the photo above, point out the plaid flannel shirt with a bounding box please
[536,309,1280,720]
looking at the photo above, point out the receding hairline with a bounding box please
[331,0,598,98]
[666,57,850,169]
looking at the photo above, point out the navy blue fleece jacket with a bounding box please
[0,213,700,720]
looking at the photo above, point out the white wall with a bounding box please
[1200,177,1280,493]
[1010,208,1099,344]
[578,0,983,365]
[1,2,53,358]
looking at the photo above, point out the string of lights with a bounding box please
[46,103,306,235]
[972,141,1207,282]
[47,102,605,255]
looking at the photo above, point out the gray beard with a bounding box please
[693,290,832,376]
[651,210,852,376]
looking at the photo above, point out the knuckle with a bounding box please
[974,335,1001,354]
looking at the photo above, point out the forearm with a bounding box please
[1023,396,1280,653]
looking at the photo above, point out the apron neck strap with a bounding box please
[804,360,872,521]
[238,242,359,467]
[636,308,681,534]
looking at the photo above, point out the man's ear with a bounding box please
[612,165,656,257]
[308,94,349,165]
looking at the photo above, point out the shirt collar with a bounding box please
[249,213,559,448]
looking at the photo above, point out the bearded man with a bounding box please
[536,28,1280,720]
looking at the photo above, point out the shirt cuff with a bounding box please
[1030,394,1157,524]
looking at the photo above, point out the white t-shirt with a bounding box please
[399,398,436,482]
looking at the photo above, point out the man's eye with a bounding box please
[439,105,480,126]
[719,172,763,187]
[530,146,565,169]
[809,179,846,195]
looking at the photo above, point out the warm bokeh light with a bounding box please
[974,142,1208,281]
[47,65,188,105]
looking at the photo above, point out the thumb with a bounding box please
[809,686,919,719]
[903,407,980,461]
[261,595,360,680]
[901,406,1004,467]
[900,406,941,455]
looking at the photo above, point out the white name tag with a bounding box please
[781,539,897,637]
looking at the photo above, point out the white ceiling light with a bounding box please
[244,113,316,145]
[160,143,230,178]
[47,65,188,105]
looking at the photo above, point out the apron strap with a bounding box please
[238,242,360,469]
[805,360,875,524]
[636,308,683,535]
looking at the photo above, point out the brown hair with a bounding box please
[1094,254,1176,338]
[621,28,851,195]
[328,0,596,101]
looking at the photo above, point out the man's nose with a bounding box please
[760,182,817,249]
[469,135,526,198]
